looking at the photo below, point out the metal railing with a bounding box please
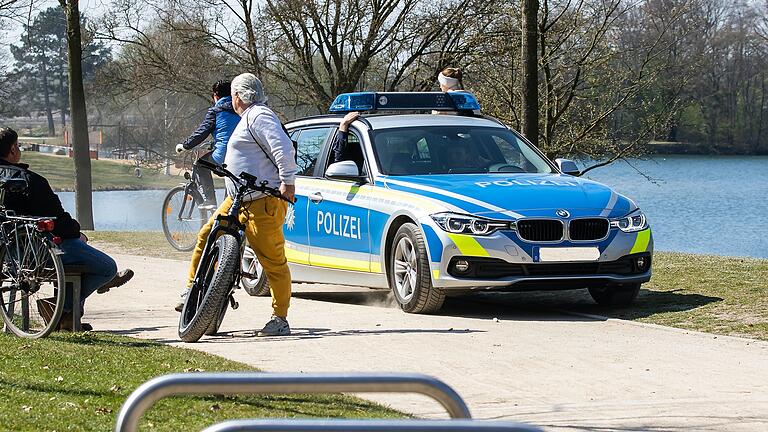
[202,419,541,432]
[116,372,479,432]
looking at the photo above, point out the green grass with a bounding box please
[85,230,193,261]
[601,252,768,338]
[0,332,403,431]
[20,152,187,191]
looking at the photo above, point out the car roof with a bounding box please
[286,113,508,131]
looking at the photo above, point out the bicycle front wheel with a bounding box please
[178,234,240,342]
[0,229,66,338]
[162,185,207,252]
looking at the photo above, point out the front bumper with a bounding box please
[419,218,654,290]
[437,253,652,291]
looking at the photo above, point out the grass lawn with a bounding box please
[20,152,189,191]
[85,231,193,261]
[84,231,768,341]
[596,252,768,338]
[0,332,403,431]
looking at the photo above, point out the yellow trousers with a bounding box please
[186,196,291,318]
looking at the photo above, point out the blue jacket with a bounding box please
[181,96,240,164]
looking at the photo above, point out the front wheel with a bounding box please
[162,185,207,252]
[241,246,270,296]
[588,283,641,307]
[178,234,240,342]
[388,223,444,314]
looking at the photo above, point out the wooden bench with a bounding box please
[64,265,89,332]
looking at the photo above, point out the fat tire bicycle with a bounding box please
[162,147,268,294]
[0,175,66,338]
[178,160,290,342]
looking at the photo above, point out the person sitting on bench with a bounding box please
[0,127,134,330]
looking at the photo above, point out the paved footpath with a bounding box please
[86,252,768,431]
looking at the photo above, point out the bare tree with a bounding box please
[262,0,482,112]
[59,0,93,229]
[521,0,539,145]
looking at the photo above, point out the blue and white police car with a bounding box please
[251,92,652,314]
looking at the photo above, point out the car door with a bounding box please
[283,126,335,266]
[307,129,373,272]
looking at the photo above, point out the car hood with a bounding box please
[379,173,637,219]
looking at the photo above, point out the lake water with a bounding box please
[57,155,768,258]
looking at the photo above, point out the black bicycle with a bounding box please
[161,148,214,252]
[178,160,290,342]
[0,174,66,338]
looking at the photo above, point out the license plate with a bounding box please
[538,247,600,262]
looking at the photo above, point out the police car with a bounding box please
[261,92,652,314]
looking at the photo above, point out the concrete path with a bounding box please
[86,252,768,431]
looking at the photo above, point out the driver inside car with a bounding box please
[445,142,490,172]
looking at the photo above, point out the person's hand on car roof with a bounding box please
[340,111,360,132]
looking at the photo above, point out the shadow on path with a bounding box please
[200,326,484,343]
[294,286,722,323]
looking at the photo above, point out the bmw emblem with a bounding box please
[556,209,570,218]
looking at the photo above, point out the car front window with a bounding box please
[371,126,553,175]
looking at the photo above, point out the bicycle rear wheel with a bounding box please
[0,229,65,338]
[162,185,208,252]
[178,234,239,342]
[241,246,270,296]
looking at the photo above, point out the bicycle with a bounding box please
[161,147,215,252]
[162,146,268,295]
[0,174,66,338]
[178,160,290,342]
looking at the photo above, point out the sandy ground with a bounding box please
[84,252,768,431]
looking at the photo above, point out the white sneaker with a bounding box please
[175,288,190,312]
[257,315,291,336]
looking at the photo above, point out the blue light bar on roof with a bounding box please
[328,91,481,113]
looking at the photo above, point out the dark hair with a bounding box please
[0,127,18,157]
[212,80,232,98]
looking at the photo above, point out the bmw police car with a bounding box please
[256,92,652,314]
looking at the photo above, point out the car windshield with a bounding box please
[371,126,553,175]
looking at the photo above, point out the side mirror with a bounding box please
[555,158,580,176]
[325,161,367,183]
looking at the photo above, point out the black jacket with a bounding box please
[0,159,81,239]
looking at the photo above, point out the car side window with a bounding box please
[294,127,334,177]
[325,130,366,175]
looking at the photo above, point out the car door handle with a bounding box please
[309,192,323,204]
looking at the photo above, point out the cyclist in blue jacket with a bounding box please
[176,80,240,208]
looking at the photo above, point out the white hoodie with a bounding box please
[224,103,298,201]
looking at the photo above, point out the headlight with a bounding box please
[610,210,648,233]
[431,212,510,235]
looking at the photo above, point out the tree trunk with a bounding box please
[58,67,67,127]
[40,59,56,137]
[60,0,94,230]
[521,0,539,146]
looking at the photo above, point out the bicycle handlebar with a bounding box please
[197,159,293,203]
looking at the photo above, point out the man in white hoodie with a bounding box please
[179,73,298,337]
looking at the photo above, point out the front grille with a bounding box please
[569,218,609,241]
[449,254,651,279]
[516,220,563,242]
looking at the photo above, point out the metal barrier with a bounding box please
[115,372,478,432]
[202,419,541,432]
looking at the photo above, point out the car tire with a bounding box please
[388,223,445,314]
[588,283,641,307]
